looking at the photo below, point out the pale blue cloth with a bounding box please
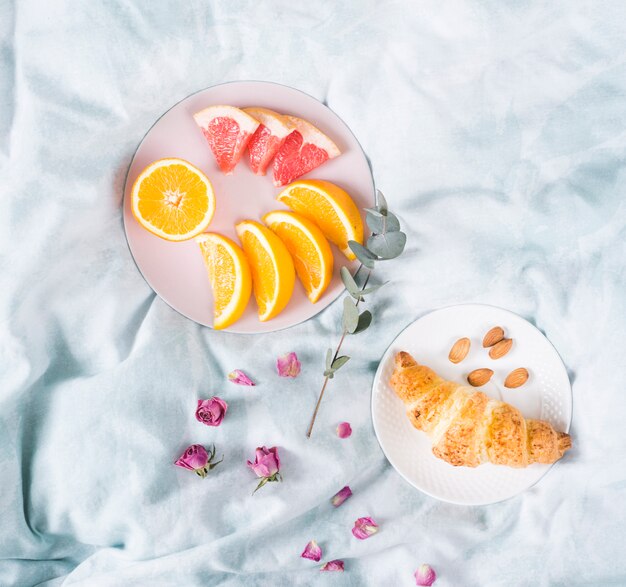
[1,1,625,585]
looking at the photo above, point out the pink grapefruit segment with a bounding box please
[193,105,260,174]
[244,107,292,176]
[272,116,341,187]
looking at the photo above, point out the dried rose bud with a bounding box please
[195,397,228,427]
[276,352,301,377]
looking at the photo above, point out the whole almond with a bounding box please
[504,368,529,388]
[467,368,494,387]
[448,337,471,364]
[483,326,505,348]
[489,338,513,359]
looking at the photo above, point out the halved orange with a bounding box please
[196,233,252,330]
[263,210,333,303]
[131,158,216,241]
[235,220,295,321]
[276,179,363,260]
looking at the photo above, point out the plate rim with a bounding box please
[121,79,375,334]
[370,302,573,506]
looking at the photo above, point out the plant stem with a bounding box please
[306,269,371,438]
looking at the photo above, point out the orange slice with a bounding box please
[235,220,295,321]
[193,105,260,174]
[131,158,216,241]
[196,233,252,329]
[276,179,363,260]
[263,210,333,303]
[272,116,340,187]
[243,107,292,176]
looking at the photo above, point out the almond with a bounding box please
[467,368,494,387]
[489,338,512,359]
[482,326,505,348]
[448,337,471,364]
[504,368,529,388]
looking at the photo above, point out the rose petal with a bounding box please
[174,444,209,471]
[414,564,437,586]
[331,485,353,507]
[320,560,344,572]
[352,517,379,540]
[336,422,352,438]
[277,352,301,378]
[301,540,322,562]
[228,369,255,386]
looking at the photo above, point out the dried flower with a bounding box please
[195,397,228,427]
[228,369,255,386]
[247,446,282,493]
[320,560,344,572]
[331,486,352,507]
[336,422,352,438]
[174,444,223,478]
[277,352,301,378]
[352,517,379,540]
[414,564,437,586]
[301,540,322,562]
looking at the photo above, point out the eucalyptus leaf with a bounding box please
[366,211,385,234]
[348,241,377,269]
[364,207,383,217]
[354,310,372,333]
[324,370,335,379]
[367,210,401,235]
[325,348,333,371]
[331,355,350,371]
[342,297,359,333]
[340,266,360,297]
[359,282,388,296]
[382,211,401,233]
[367,231,407,259]
[376,189,388,215]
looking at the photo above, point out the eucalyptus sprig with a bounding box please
[306,190,407,437]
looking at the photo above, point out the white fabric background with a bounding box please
[1,1,625,585]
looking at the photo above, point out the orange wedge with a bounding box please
[276,179,363,260]
[131,158,216,241]
[263,210,333,303]
[195,233,252,330]
[235,220,295,321]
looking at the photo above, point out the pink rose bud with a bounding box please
[228,369,255,386]
[352,517,379,540]
[247,446,282,493]
[331,485,353,507]
[414,564,437,586]
[195,397,228,427]
[320,560,344,572]
[301,540,322,562]
[174,444,223,478]
[336,422,352,438]
[276,352,301,378]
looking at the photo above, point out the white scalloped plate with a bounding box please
[371,304,572,505]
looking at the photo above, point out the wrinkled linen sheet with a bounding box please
[1,1,625,585]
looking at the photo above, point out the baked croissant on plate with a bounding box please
[390,351,572,468]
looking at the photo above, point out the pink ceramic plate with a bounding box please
[123,81,374,333]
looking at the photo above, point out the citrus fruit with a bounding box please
[235,220,295,321]
[131,158,216,241]
[275,179,363,260]
[243,107,293,176]
[196,233,252,330]
[193,105,260,174]
[263,210,333,303]
[272,116,340,187]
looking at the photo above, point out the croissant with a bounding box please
[389,351,572,468]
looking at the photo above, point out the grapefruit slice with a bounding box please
[243,107,293,176]
[272,116,340,187]
[131,158,216,241]
[196,233,252,330]
[193,105,259,174]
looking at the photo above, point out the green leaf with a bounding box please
[367,231,407,259]
[367,210,400,234]
[342,297,359,333]
[324,369,335,378]
[331,355,350,371]
[348,241,377,269]
[359,282,388,296]
[364,207,383,217]
[340,266,360,297]
[325,348,333,371]
[353,310,372,333]
[376,189,388,215]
